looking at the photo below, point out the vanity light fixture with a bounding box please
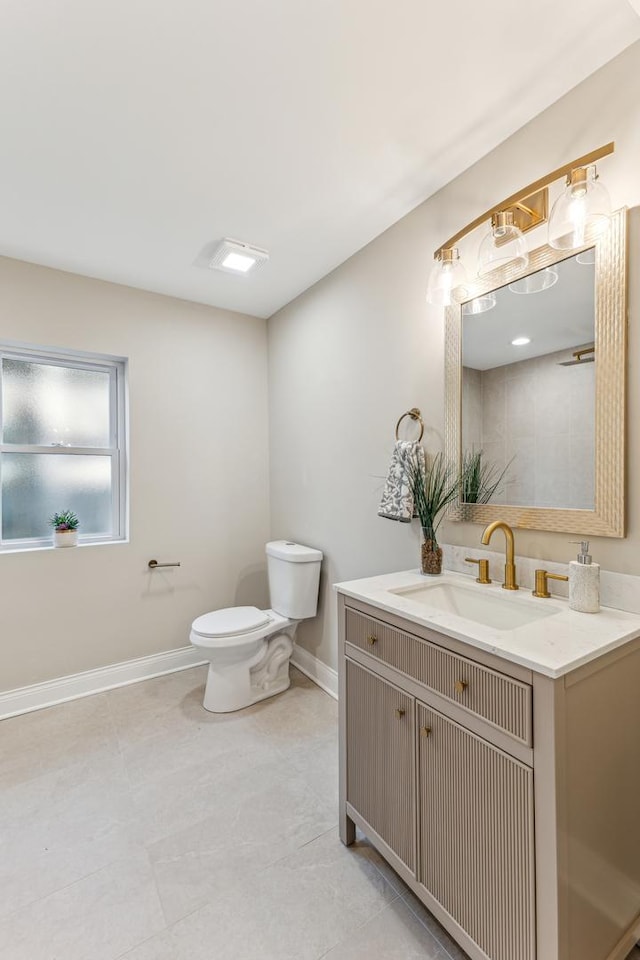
[477,211,529,278]
[511,337,531,346]
[548,164,612,250]
[208,238,270,275]
[429,142,614,305]
[426,247,468,306]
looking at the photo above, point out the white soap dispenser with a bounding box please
[569,540,600,613]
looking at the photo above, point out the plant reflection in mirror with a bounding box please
[461,450,512,504]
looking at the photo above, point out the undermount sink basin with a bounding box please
[390,581,560,631]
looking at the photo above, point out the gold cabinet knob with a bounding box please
[420,726,432,738]
[366,635,377,645]
[454,679,468,694]
[394,707,406,719]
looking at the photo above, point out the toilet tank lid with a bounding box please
[266,540,323,563]
[192,606,272,638]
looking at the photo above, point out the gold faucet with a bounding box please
[480,520,518,590]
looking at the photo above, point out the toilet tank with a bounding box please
[266,541,323,620]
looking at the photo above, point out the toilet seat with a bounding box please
[190,607,291,649]
[192,606,272,638]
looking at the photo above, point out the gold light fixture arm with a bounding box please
[434,141,614,259]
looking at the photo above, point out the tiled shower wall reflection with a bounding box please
[462,349,595,509]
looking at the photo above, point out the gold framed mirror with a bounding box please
[445,208,627,537]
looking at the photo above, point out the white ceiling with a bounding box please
[1,1,639,319]
[462,252,595,370]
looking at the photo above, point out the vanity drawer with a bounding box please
[345,607,532,745]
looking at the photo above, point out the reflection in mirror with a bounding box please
[461,251,595,510]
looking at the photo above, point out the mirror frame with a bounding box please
[445,207,627,537]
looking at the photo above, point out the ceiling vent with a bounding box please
[208,238,269,275]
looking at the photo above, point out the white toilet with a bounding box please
[189,540,323,713]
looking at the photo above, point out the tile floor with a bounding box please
[1,666,639,960]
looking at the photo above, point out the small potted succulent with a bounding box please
[50,510,80,548]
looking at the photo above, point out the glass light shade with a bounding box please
[576,247,596,266]
[426,249,468,306]
[477,213,529,277]
[462,292,496,315]
[508,267,558,295]
[548,165,611,250]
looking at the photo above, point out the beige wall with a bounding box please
[0,258,270,692]
[268,41,640,672]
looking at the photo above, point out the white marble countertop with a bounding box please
[335,569,640,679]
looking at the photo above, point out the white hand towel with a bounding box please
[378,441,425,522]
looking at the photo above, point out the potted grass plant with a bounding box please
[50,510,80,548]
[410,452,462,576]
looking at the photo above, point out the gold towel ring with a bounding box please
[395,407,424,441]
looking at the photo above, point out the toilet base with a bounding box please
[249,673,291,707]
[201,628,295,713]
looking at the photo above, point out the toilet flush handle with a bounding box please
[148,560,182,569]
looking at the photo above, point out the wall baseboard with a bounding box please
[0,647,207,721]
[291,644,338,700]
[0,642,338,722]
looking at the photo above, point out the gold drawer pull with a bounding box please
[366,635,377,645]
[454,679,468,694]
[395,708,406,719]
[420,726,432,738]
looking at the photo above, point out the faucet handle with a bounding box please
[533,568,569,598]
[465,557,491,584]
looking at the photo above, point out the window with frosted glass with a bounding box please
[0,349,126,547]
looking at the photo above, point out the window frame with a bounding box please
[0,343,128,552]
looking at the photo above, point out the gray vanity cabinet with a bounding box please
[338,591,640,960]
[417,702,535,960]
[340,599,536,960]
[345,659,415,871]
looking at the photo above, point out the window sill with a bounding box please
[0,538,129,555]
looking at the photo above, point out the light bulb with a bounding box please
[548,165,611,250]
[426,248,468,306]
[477,212,529,277]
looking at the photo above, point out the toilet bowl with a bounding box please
[190,607,297,712]
[190,541,322,713]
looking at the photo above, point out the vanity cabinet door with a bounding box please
[346,659,415,871]
[417,703,535,960]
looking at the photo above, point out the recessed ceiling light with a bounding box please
[221,252,255,273]
[511,337,531,346]
[208,238,269,275]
